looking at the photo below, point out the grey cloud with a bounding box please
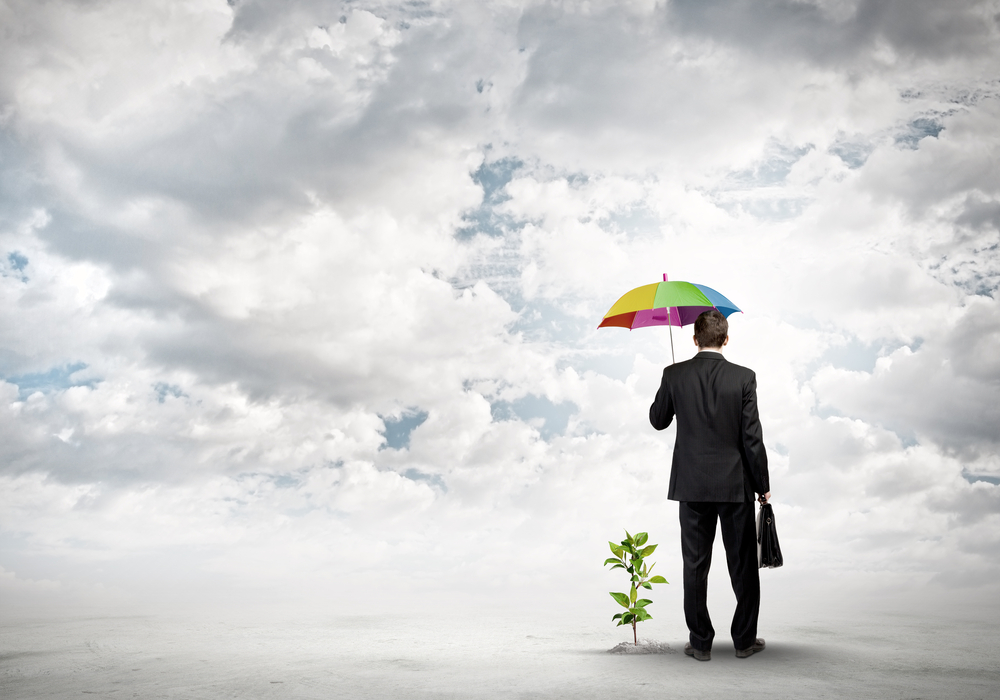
[514,7,683,138]
[955,523,1000,558]
[33,204,167,272]
[929,564,1000,588]
[8,1,497,276]
[816,336,912,374]
[927,483,1000,526]
[859,101,1000,216]
[0,381,380,486]
[0,133,45,234]
[811,316,1000,459]
[0,402,208,485]
[506,1,998,178]
[140,301,470,408]
[949,296,1000,384]
[115,269,527,427]
[226,0,440,42]
[864,458,944,499]
[956,195,1000,232]
[48,58,458,226]
[667,0,1000,65]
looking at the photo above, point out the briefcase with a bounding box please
[757,502,783,569]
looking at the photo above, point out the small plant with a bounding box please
[604,530,669,645]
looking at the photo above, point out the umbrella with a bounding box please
[598,274,741,364]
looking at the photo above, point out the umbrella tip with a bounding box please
[663,273,668,281]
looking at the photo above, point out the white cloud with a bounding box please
[1,0,998,614]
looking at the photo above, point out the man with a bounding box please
[649,309,770,662]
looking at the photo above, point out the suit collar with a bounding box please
[695,351,725,361]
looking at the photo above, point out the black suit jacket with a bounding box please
[649,351,769,503]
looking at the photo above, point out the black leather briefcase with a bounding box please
[757,502,783,569]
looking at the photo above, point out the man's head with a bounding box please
[693,309,729,349]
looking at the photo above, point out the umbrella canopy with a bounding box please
[598,280,741,330]
[598,275,741,364]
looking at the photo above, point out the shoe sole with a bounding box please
[684,649,711,662]
[735,647,764,658]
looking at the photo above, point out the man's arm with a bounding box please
[649,368,675,431]
[740,373,770,496]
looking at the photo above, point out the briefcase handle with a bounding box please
[757,496,772,524]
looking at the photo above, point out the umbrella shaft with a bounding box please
[668,309,675,364]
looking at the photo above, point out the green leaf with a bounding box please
[609,564,625,571]
[630,575,639,582]
[641,582,652,590]
[626,566,634,574]
[611,613,622,621]
[629,585,637,604]
[609,542,624,558]
[622,612,635,624]
[609,591,630,608]
[649,575,668,584]
[640,544,657,557]
[634,598,653,607]
[635,532,648,547]
[604,557,623,566]
[624,530,632,543]
[636,609,652,621]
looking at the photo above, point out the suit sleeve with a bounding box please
[649,368,675,431]
[740,373,770,495]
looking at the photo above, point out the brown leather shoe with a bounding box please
[735,638,765,658]
[684,642,711,661]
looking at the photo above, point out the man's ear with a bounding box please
[722,335,729,347]
[692,334,698,348]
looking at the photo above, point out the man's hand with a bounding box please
[759,492,771,504]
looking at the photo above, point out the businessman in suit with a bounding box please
[649,309,770,662]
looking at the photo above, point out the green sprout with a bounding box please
[604,530,669,645]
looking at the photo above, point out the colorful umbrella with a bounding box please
[598,274,741,363]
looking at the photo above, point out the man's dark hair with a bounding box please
[694,309,728,349]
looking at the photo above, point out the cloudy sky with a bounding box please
[2,0,999,618]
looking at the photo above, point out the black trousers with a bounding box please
[679,497,760,651]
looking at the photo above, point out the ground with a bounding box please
[2,603,997,699]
